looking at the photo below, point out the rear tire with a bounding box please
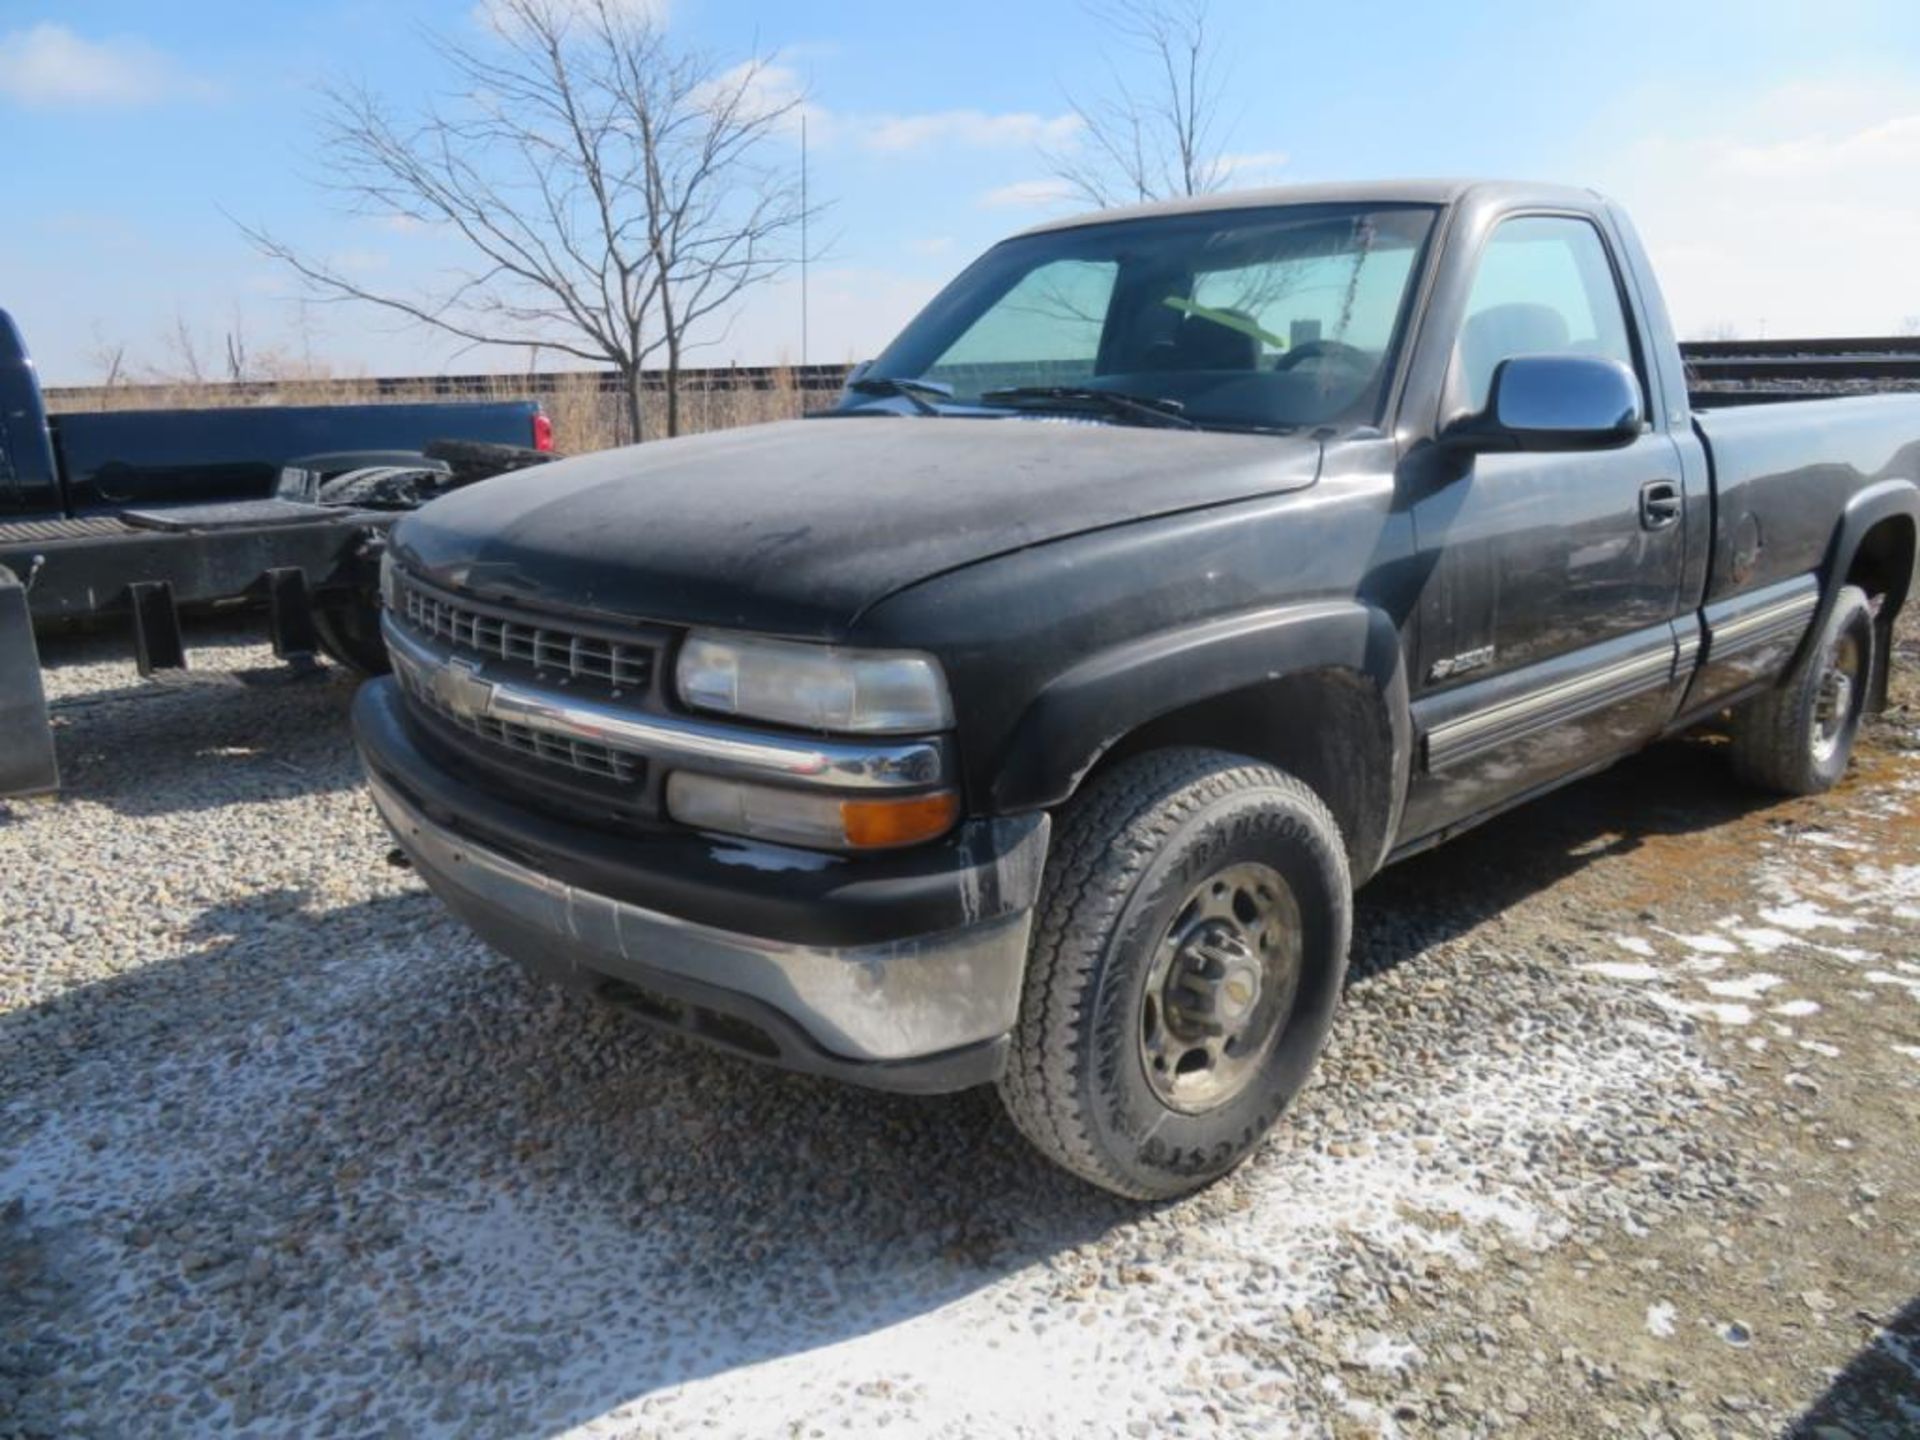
[1729,584,1875,796]
[997,748,1352,1200]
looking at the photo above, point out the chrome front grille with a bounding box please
[397,576,654,694]
[395,659,643,784]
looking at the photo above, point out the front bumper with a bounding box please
[353,679,1048,1093]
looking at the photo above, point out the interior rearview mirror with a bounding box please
[1444,354,1644,453]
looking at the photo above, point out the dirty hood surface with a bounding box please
[393,416,1323,636]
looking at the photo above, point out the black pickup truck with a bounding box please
[355,181,1918,1198]
[0,309,549,795]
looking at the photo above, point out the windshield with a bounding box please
[848,203,1437,432]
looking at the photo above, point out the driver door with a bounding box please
[1399,214,1690,843]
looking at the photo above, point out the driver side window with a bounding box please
[1450,216,1640,415]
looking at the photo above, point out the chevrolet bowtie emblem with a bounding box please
[430,656,496,722]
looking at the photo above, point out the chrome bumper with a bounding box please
[368,771,1035,1063]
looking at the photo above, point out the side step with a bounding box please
[0,565,58,798]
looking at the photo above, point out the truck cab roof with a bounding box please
[1014,178,1612,238]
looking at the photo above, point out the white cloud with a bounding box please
[690,265,939,368]
[472,0,668,35]
[728,89,1081,158]
[858,109,1081,154]
[668,54,1081,161]
[693,60,811,133]
[979,178,1077,210]
[0,23,210,108]
[328,249,391,275]
[1214,149,1290,185]
[1722,114,1920,179]
[1596,83,1920,338]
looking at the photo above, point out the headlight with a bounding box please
[378,550,399,611]
[666,773,959,850]
[676,631,953,734]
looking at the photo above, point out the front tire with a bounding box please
[997,748,1352,1200]
[1729,584,1875,796]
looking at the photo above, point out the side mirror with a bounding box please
[1444,354,1643,453]
[838,359,874,403]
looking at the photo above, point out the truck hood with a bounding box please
[393,416,1323,636]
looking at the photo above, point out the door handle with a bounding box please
[1640,480,1682,530]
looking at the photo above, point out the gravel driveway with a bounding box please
[3,619,1917,1438]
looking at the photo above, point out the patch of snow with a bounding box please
[1796,1040,1841,1058]
[1865,971,1920,997]
[1770,999,1821,1018]
[1652,995,1753,1027]
[1796,832,1864,852]
[1760,901,1866,934]
[1665,930,1740,956]
[1345,1333,1422,1374]
[1703,973,1785,1000]
[1804,942,1877,964]
[1319,1374,1403,1440]
[1613,934,1657,958]
[1726,927,1797,955]
[1580,960,1663,982]
[1646,1301,1677,1338]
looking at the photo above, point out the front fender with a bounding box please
[988,599,1411,866]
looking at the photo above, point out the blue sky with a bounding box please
[3,0,1919,383]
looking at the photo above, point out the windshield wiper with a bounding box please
[979,385,1198,430]
[846,375,955,415]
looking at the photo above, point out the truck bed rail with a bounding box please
[1681,337,1920,407]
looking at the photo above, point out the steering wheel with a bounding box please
[1275,339,1373,373]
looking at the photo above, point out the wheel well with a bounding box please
[1089,668,1397,881]
[1846,513,1915,618]
[1846,514,1915,712]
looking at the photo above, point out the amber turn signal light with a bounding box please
[840,790,960,849]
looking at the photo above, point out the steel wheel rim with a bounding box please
[1811,628,1865,764]
[1139,861,1302,1114]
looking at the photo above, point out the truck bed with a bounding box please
[51,400,544,511]
[1693,392,1920,603]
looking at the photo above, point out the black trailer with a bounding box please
[0,309,553,796]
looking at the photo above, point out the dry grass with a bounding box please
[42,370,818,455]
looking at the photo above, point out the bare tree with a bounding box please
[244,0,810,440]
[87,328,127,391]
[1047,0,1234,209]
[225,305,251,384]
[160,312,211,385]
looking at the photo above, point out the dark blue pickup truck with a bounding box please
[357,180,1919,1199]
[0,308,550,795]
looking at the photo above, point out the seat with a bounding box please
[1456,302,1571,412]
[1171,310,1261,371]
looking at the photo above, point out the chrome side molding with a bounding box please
[1704,575,1820,657]
[1425,643,1676,772]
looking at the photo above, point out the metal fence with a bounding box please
[41,364,856,410]
[41,339,1920,412]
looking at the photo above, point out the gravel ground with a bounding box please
[2,615,1917,1439]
